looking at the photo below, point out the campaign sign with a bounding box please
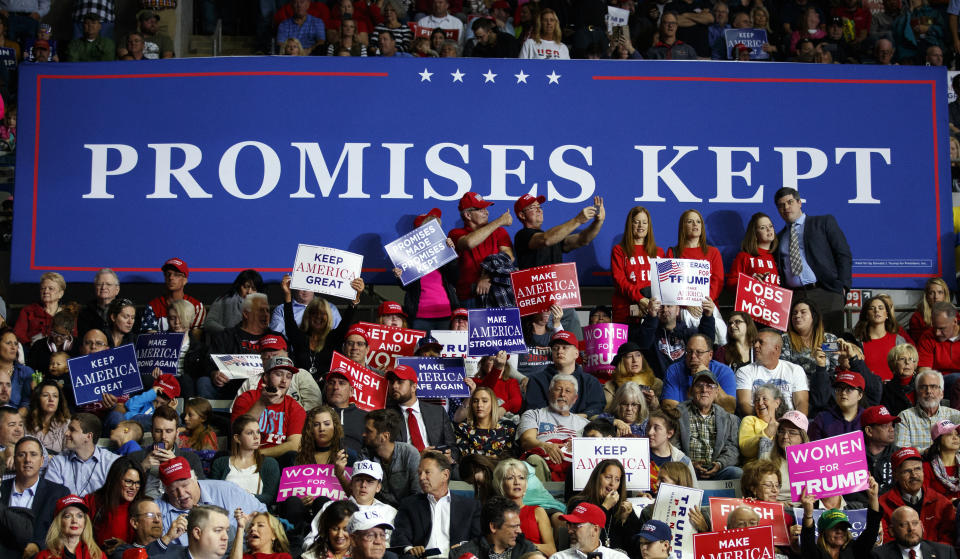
[694,525,774,559]
[606,5,629,32]
[791,508,879,543]
[135,333,185,376]
[356,321,426,372]
[734,274,792,331]
[276,464,351,502]
[724,28,771,60]
[511,263,581,316]
[786,431,869,501]
[396,357,470,399]
[330,351,387,411]
[431,330,519,378]
[291,244,363,300]
[709,498,789,546]
[68,344,143,406]
[467,308,527,356]
[383,220,457,286]
[650,259,711,306]
[652,483,704,559]
[571,437,650,491]
[582,323,628,380]
[211,354,263,379]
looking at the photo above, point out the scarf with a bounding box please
[931,454,960,493]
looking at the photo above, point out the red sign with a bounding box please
[694,525,774,559]
[510,263,582,317]
[846,289,862,309]
[330,351,387,411]
[709,498,789,546]
[357,322,426,372]
[409,23,460,41]
[733,274,791,331]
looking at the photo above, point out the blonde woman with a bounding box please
[519,9,569,59]
[36,496,102,559]
[232,510,292,559]
[908,278,951,342]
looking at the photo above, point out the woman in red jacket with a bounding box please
[82,457,144,550]
[610,206,663,324]
[725,212,780,292]
[37,495,102,559]
[666,209,724,302]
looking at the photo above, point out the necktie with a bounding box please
[406,408,426,451]
[790,222,803,277]
[909,549,917,559]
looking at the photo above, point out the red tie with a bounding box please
[406,408,426,451]
[910,550,917,559]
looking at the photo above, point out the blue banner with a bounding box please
[383,220,458,285]
[68,344,143,406]
[468,308,526,356]
[396,356,470,398]
[11,58,952,289]
[724,28,770,60]
[135,332,185,376]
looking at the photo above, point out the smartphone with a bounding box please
[154,442,165,451]
[435,445,450,452]
[822,341,839,353]
[264,384,278,393]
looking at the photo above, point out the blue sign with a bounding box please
[468,308,526,356]
[135,332,185,376]
[724,28,770,60]
[383,220,458,285]
[396,356,470,398]
[792,508,874,541]
[11,58,952,289]
[68,344,143,406]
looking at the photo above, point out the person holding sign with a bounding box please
[666,209,724,302]
[610,206,664,325]
[201,293,278,401]
[676,371,742,481]
[639,297,716,379]
[231,356,306,459]
[725,212,781,292]
[449,192,514,308]
[800,475,882,559]
[878,447,955,546]
[568,459,642,551]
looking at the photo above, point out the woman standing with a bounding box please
[211,415,280,507]
[725,212,780,292]
[853,296,906,382]
[37,496,102,559]
[666,209,724,302]
[391,209,460,331]
[206,270,263,335]
[519,9,569,59]
[610,206,663,324]
[24,380,70,453]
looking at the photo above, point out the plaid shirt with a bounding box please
[687,404,717,464]
[276,15,326,50]
[895,404,960,451]
[141,0,176,8]
[72,0,115,22]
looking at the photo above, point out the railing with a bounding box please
[213,19,223,57]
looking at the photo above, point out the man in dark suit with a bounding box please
[386,365,458,463]
[872,506,959,559]
[391,450,482,559]
[1,436,69,558]
[774,187,852,333]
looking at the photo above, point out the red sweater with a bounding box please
[666,245,724,301]
[476,369,522,414]
[13,302,54,344]
[879,486,955,546]
[83,493,133,548]
[724,249,779,292]
[923,461,960,502]
[863,332,900,382]
[610,244,664,323]
[917,330,960,374]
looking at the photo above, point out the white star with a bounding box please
[547,71,561,84]
[515,70,529,84]
[483,69,497,83]
[451,69,465,82]
[419,68,433,82]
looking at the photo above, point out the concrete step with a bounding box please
[186,34,258,57]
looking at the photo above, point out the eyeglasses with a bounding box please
[619,402,640,408]
[84,340,108,348]
[122,478,142,487]
[760,482,779,490]
[777,428,802,437]
[834,386,859,394]
[687,349,711,357]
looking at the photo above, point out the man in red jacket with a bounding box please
[878,447,955,546]
[918,302,960,407]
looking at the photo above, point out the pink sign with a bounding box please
[276,464,352,502]
[786,431,869,501]
[582,323,628,382]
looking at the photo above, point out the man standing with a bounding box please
[661,333,736,412]
[44,413,118,496]
[871,506,959,559]
[2,436,68,559]
[646,11,698,59]
[143,258,205,332]
[736,330,809,415]
[895,371,960,451]
[449,192,513,308]
[524,331,605,417]
[417,0,464,45]
[453,496,536,559]
[232,356,306,459]
[552,502,629,559]
[773,187,852,333]
[277,0,326,53]
[877,448,954,546]
[677,371,742,480]
[66,13,114,61]
[359,409,421,506]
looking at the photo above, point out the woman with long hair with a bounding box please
[759,410,810,504]
[232,511,292,559]
[178,397,218,475]
[714,312,757,371]
[604,342,660,409]
[809,373,865,441]
[0,326,35,411]
[454,385,517,459]
[494,458,556,556]
[302,500,358,559]
[460,350,522,416]
[610,206,664,324]
[24,379,70,453]
[799,475,882,559]
[81,458,144,549]
[206,270,263,334]
[781,299,838,379]
[666,209,724,302]
[647,409,697,490]
[922,420,960,502]
[725,212,780,292]
[287,406,357,524]
[908,278,951,341]
[567,459,643,551]
[636,462,709,531]
[739,384,788,460]
[518,8,569,59]
[853,296,906,382]
[211,415,280,506]
[37,496,102,559]
[596,381,650,437]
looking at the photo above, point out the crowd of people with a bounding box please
[0,185,950,559]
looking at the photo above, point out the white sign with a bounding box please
[211,354,263,379]
[431,329,519,378]
[606,5,629,32]
[653,483,704,559]
[571,437,650,491]
[649,258,711,306]
[291,244,363,300]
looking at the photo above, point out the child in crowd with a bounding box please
[178,396,219,475]
[43,351,70,387]
[106,373,179,431]
[109,420,143,456]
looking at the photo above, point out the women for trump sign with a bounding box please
[786,431,869,501]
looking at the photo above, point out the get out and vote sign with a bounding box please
[571,437,650,491]
[733,274,791,331]
[291,244,363,300]
[786,431,869,501]
[383,220,457,286]
[69,344,143,406]
[510,263,581,316]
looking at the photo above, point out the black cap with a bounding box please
[611,342,642,368]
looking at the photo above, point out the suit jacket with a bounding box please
[391,492,482,559]
[775,214,852,294]
[0,477,69,547]
[871,540,959,559]
[389,401,460,463]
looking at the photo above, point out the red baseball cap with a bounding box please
[155,374,180,400]
[892,447,922,470]
[345,326,368,343]
[378,301,407,318]
[549,331,578,346]
[834,372,865,391]
[559,502,606,528]
[55,495,89,516]
[514,194,546,217]
[162,257,189,277]
[259,335,287,352]
[414,208,442,228]
[327,366,353,386]
[159,457,193,486]
[861,405,901,426]
[452,308,469,320]
[458,192,494,211]
[387,364,418,383]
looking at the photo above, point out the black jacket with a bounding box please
[775,214,852,294]
[871,540,958,559]
[388,400,459,464]
[635,313,716,379]
[0,477,69,548]
[391,492,483,559]
[399,259,460,322]
[453,535,536,559]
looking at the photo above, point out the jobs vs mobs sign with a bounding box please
[13,58,952,290]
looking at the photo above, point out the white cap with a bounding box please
[352,460,383,481]
[348,510,394,534]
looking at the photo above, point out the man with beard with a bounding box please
[358,409,421,506]
[895,370,960,451]
[524,331,605,417]
[518,374,588,481]
[871,506,958,559]
[386,365,457,463]
[877,448,954,546]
